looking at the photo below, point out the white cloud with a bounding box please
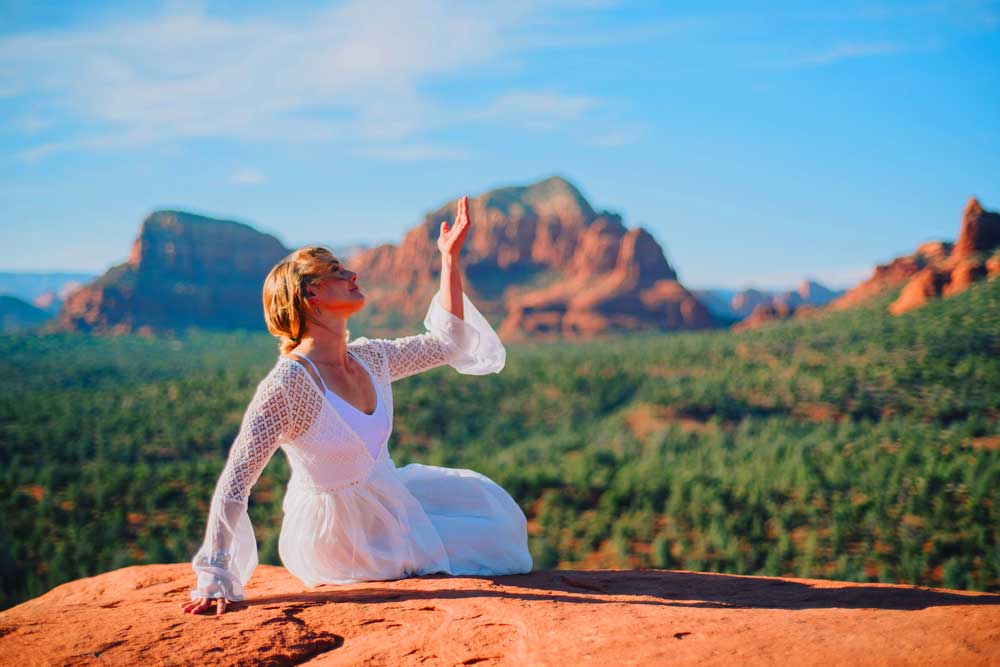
[355,144,470,161]
[0,1,660,161]
[791,41,909,67]
[228,168,265,185]
[462,89,600,131]
[586,126,643,148]
[7,114,54,133]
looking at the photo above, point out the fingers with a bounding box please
[179,596,228,615]
[458,196,471,237]
[179,598,208,614]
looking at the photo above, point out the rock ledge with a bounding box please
[1,564,998,666]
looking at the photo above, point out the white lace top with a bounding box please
[291,349,390,462]
[189,288,507,600]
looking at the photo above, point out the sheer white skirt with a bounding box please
[278,455,533,586]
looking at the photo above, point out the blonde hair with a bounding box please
[263,245,350,354]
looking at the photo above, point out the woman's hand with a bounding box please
[180,596,231,615]
[437,195,470,261]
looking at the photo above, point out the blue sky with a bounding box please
[1,0,998,290]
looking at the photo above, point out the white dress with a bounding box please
[189,289,532,601]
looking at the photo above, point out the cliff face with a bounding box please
[1,563,998,666]
[348,176,715,339]
[48,211,290,335]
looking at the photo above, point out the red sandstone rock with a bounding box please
[728,281,841,330]
[889,267,951,315]
[915,240,953,265]
[818,197,999,319]
[349,175,714,340]
[46,211,289,335]
[826,255,923,312]
[954,197,1000,260]
[730,289,772,319]
[987,254,1000,278]
[732,301,795,331]
[943,258,988,297]
[2,564,997,666]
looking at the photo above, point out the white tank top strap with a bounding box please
[294,352,327,391]
[290,349,389,461]
[292,350,382,417]
[291,351,328,393]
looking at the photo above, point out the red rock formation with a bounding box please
[794,279,839,306]
[915,240,953,265]
[731,289,772,319]
[987,253,1000,279]
[46,211,289,335]
[727,279,843,331]
[732,197,999,328]
[2,563,998,666]
[889,267,951,316]
[826,255,923,311]
[348,176,715,339]
[499,225,712,339]
[732,301,795,331]
[943,258,988,297]
[954,197,1000,260]
[37,177,713,340]
[795,196,999,320]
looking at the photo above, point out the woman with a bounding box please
[180,195,531,616]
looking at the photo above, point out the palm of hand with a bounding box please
[437,195,470,259]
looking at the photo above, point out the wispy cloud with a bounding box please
[228,168,265,185]
[792,41,909,67]
[585,126,644,148]
[0,1,663,162]
[464,89,601,131]
[7,114,55,134]
[355,143,470,161]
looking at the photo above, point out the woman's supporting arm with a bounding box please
[189,361,319,601]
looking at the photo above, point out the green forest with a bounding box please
[1,277,998,610]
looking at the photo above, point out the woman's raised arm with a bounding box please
[378,194,505,383]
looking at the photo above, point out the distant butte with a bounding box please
[45,210,288,335]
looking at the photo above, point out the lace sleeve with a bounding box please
[380,288,506,383]
[189,361,318,601]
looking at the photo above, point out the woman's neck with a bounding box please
[293,317,350,367]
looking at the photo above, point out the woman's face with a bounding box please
[306,264,364,316]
